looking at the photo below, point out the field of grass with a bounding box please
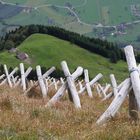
[75,0,139,25]
[5,6,74,26]
[101,7,109,25]
[0,84,140,139]
[62,22,93,34]
[0,33,128,82]
[3,0,84,7]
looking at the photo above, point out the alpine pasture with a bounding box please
[1,0,140,47]
[0,33,128,82]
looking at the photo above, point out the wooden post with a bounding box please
[0,74,5,80]
[48,77,53,83]
[15,67,32,88]
[60,77,65,84]
[102,77,129,101]
[20,63,26,91]
[79,73,103,94]
[25,67,55,95]
[46,66,83,107]
[46,77,50,83]
[124,45,140,110]
[14,76,19,83]
[45,79,49,93]
[98,84,109,98]
[110,74,118,96]
[84,69,93,97]
[96,84,102,97]
[48,78,59,89]
[129,63,140,121]
[61,61,81,108]
[103,84,111,95]
[36,65,47,98]
[24,67,32,78]
[3,65,18,88]
[102,92,113,101]
[3,64,12,87]
[97,78,131,125]
[53,78,58,90]
[42,67,55,79]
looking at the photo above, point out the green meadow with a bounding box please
[1,0,140,47]
[0,33,128,82]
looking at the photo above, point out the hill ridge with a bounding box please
[0,33,127,81]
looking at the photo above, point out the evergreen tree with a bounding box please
[4,40,15,50]
[110,51,118,63]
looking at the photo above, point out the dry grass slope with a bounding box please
[0,86,140,139]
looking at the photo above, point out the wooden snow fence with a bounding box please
[78,73,103,95]
[46,62,84,108]
[0,61,104,108]
[46,61,104,108]
[19,63,32,91]
[0,45,140,125]
[25,66,56,97]
[0,65,19,88]
[97,45,140,125]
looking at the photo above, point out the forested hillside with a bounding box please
[0,25,124,63]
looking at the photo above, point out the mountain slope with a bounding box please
[0,33,128,81]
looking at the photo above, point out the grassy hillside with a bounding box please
[0,85,139,140]
[0,33,128,82]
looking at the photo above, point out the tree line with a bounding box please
[1,24,140,63]
[0,25,125,63]
[1,24,140,79]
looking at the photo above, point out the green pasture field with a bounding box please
[3,0,85,7]
[3,0,139,25]
[5,6,74,26]
[0,33,128,82]
[62,22,93,34]
[101,7,109,25]
[75,0,139,25]
[1,0,140,48]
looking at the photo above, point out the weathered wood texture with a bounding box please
[97,78,131,125]
[61,61,82,108]
[47,66,83,107]
[2,65,18,87]
[20,63,26,91]
[25,67,55,94]
[110,74,118,96]
[79,73,103,94]
[36,65,47,97]
[84,69,93,97]
[124,45,140,110]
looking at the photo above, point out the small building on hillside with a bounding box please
[16,52,29,60]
